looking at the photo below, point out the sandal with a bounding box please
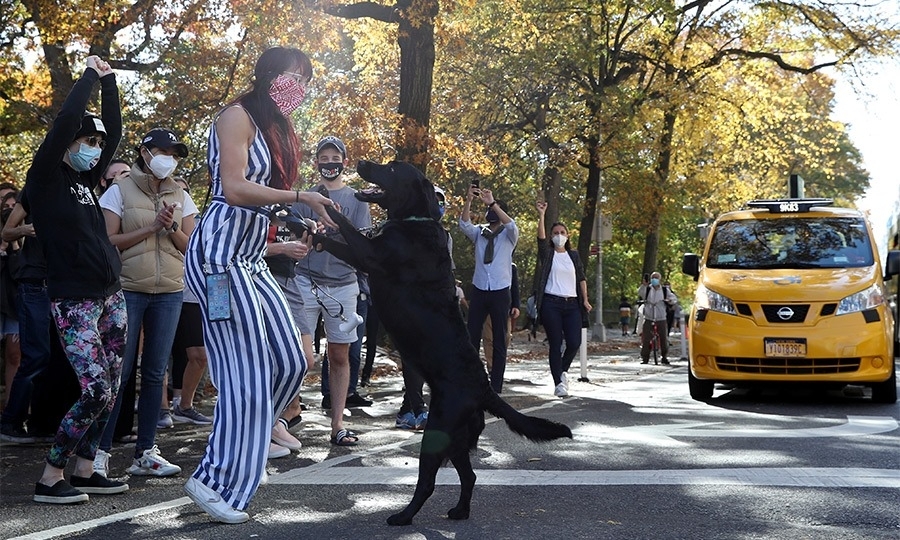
[330,429,359,447]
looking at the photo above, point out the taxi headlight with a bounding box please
[836,283,884,315]
[695,283,736,315]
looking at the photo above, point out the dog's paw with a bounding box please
[447,506,470,520]
[387,512,413,526]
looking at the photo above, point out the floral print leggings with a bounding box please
[46,291,127,469]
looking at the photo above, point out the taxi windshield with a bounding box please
[707,217,874,269]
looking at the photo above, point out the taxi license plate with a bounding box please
[764,338,807,357]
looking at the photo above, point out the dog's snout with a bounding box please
[357,160,374,177]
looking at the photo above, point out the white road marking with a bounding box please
[268,466,900,488]
[575,415,899,447]
[10,498,192,540]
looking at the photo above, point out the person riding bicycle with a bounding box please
[637,271,676,365]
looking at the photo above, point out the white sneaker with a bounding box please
[268,442,290,460]
[554,382,568,397]
[184,477,249,524]
[271,419,302,450]
[126,445,182,476]
[561,372,569,392]
[93,449,110,478]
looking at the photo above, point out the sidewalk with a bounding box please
[350,327,686,404]
[498,327,686,392]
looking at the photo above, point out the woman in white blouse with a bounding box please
[535,201,591,397]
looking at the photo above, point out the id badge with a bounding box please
[206,272,232,322]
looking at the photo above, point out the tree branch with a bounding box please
[324,1,399,23]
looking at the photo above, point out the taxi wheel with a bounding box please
[688,369,714,401]
[871,365,897,404]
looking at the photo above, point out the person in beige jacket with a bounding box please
[96,128,196,478]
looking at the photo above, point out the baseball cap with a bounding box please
[315,136,347,159]
[74,113,106,140]
[433,186,445,200]
[139,128,189,158]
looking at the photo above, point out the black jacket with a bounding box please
[23,69,122,299]
[12,190,47,283]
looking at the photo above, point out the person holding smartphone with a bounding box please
[96,128,196,479]
[459,180,519,393]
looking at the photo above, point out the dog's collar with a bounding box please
[369,216,434,237]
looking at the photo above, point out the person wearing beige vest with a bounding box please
[96,128,197,479]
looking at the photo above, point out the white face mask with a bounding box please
[147,151,178,179]
[552,234,567,248]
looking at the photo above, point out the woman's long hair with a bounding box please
[549,222,573,251]
[234,47,312,190]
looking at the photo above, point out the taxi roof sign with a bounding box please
[745,198,834,213]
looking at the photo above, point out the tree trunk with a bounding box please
[396,0,438,172]
[578,136,602,266]
[642,105,677,277]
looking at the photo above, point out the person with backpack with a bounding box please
[637,272,676,365]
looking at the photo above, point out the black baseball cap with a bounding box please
[74,113,106,140]
[315,136,347,159]
[139,128,189,158]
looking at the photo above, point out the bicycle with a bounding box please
[648,320,660,365]
[643,320,669,365]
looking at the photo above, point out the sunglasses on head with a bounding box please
[84,135,106,149]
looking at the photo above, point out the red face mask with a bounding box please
[269,74,306,116]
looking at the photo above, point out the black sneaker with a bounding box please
[346,393,373,407]
[1,423,36,444]
[34,480,89,504]
[70,473,129,495]
[321,394,331,409]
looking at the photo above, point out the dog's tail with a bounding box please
[483,392,572,442]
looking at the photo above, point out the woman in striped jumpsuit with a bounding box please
[182,47,335,524]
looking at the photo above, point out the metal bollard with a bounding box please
[578,328,590,382]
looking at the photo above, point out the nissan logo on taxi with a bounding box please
[777,307,795,320]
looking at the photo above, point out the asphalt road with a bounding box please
[2,332,898,540]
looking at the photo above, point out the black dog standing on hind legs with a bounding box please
[309,159,573,526]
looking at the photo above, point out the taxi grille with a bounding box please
[761,304,810,323]
[714,357,861,375]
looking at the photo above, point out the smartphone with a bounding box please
[471,179,480,189]
[206,272,232,321]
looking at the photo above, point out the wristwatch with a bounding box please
[166,222,179,234]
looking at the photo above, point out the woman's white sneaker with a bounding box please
[554,382,568,397]
[93,449,111,478]
[126,445,181,476]
[184,477,249,524]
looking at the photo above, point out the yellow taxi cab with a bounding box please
[682,198,900,402]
